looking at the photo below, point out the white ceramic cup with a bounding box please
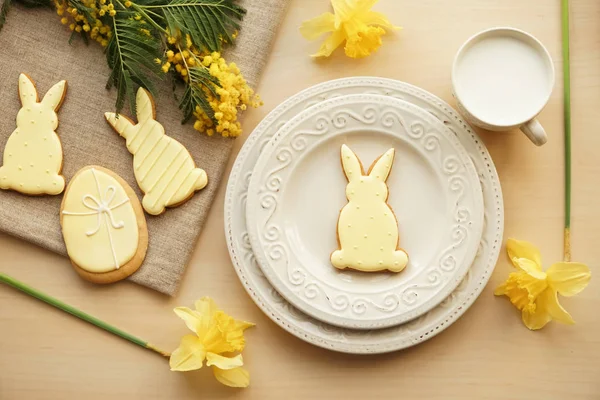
[452,27,555,146]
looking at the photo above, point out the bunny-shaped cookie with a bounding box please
[0,74,67,195]
[105,88,208,215]
[331,145,408,273]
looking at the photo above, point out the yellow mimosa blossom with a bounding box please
[161,34,261,137]
[169,297,254,388]
[300,0,399,58]
[55,0,112,45]
[495,239,591,330]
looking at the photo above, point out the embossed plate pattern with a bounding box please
[225,77,503,353]
[246,95,484,329]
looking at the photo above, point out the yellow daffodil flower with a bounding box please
[495,239,591,330]
[169,297,254,387]
[300,0,399,58]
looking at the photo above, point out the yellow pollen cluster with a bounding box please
[161,34,262,138]
[54,0,113,47]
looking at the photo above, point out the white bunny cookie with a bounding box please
[105,88,208,215]
[331,145,408,273]
[0,74,67,195]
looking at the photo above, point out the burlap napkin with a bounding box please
[0,0,289,295]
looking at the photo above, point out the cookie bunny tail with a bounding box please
[192,168,208,191]
[0,166,9,189]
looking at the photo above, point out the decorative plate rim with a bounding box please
[245,94,485,329]
[224,77,504,354]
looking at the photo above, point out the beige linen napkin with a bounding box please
[0,0,289,295]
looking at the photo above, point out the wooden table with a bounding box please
[1,1,599,399]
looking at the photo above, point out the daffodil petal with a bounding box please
[173,307,203,334]
[521,307,551,330]
[212,366,250,388]
[206,353,244,370]
[311,30,346,57]
[546,262,591,297]
[300,12,336,40]
[193,297,219,338]
[355,0,379,11]
[514,258,547,280]
[506,239,542,270]
[494,281,508,296]
[235,319,255,331]
[331,0,354,25]
[358,10,400,30]
[194,297,218,317]
[540,289,575,325]
[169,334,206,371]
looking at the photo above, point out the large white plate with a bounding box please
[225,77,504,353]
[245,94,484,329]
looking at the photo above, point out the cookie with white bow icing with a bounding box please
[60,165,148,284]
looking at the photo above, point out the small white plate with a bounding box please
[246,94,484,329]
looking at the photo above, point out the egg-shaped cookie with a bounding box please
[60,165,148,283]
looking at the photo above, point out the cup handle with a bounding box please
[521,118,548,146]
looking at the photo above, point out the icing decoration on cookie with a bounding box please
[0,74,66,195]
[104,88,208,215]
[331,145,409,273]
[61,167,139,273]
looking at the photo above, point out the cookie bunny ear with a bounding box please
[18,74,38,107]
[41,80,67,111]
[369,148,395,182]
[341,145,363,182]
[105,112,135,139]
[135,88,156,122]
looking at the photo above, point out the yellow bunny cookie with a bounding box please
[0,74,67,195]
[331,145,408,273]
[105,88,208,215]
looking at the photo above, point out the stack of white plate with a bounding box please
[225,77,504,354]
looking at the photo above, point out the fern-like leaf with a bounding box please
[141,0,245,52]
[179,65,219,124]
[0,0,13,32]
[105,16,162,114]
[1,0,51,32]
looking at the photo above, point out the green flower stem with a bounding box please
[0,272,170,358]
[562,0,572,262]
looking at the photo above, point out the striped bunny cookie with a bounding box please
[105,88,208,215]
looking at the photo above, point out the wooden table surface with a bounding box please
[1,1,599,399]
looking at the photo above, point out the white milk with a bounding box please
[454,35,553,126]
